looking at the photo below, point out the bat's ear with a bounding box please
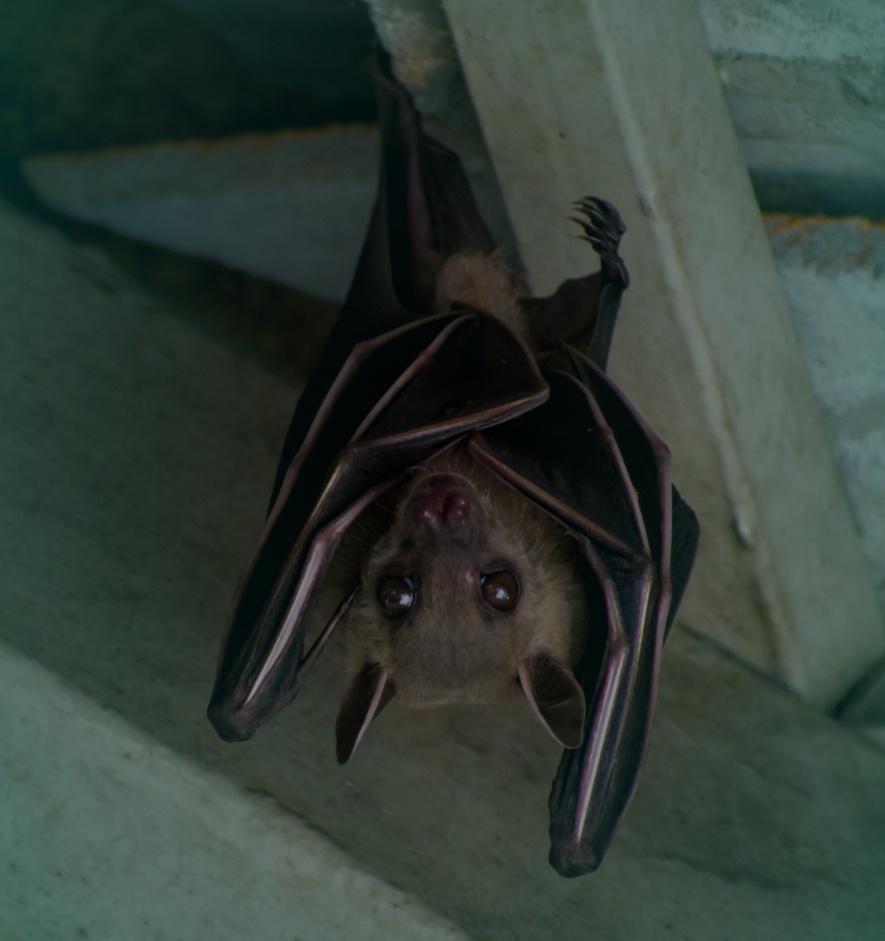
[335,664,395,764]
[518,654,586,750]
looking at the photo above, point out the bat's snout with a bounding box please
[410,475,473,532]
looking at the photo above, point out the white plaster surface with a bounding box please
[3,193,885,938]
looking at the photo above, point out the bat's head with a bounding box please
[334,445,589,763]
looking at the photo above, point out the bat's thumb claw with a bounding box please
[571,195,629,287]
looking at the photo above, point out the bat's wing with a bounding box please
[208,59,532,742]
[520,197,629,370]
[209,312,547,741]
[470,354,698,877]
[668,486,701,635]
[270,57,497,504]
[474,194,697,876]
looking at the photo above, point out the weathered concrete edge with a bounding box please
[0,640,469,941]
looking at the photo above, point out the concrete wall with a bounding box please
[3,195,884,939]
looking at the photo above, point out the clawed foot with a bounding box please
[572,196,630,288]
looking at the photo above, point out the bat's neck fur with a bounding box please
[434,252,528,338]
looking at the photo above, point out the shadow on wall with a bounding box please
[0,0,375,162]
[752,169,885,219]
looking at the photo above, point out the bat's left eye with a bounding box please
[378,576,416,617]
[479,570,520,611]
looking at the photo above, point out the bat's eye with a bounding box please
[378,576,416,617]
[479,570,520,611]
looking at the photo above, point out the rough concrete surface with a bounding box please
[766,216,885,619]
[697,0,885,216]
[1,645,467,941]
[23,128,381,301]
[3,200,885,939]
[0,0,362,163]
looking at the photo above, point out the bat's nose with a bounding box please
[414,490,469,529]
[412,476,472,530]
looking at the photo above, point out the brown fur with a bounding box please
[434,251,528,336]
[331,443,588,708]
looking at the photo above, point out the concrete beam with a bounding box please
[438,0,883,705]
[22,129,380,301]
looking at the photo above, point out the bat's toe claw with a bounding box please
[572,196,627,246]
[572,196,629,287]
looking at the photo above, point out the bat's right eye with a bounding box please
[480,570,520,611]
[378,576,416,617]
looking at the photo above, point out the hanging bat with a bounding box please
[208,59,699,878]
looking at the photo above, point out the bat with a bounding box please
[207,58,699,878]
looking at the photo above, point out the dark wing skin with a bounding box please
[468,351,699,876]
[475,196,698,873]
[207,57,699,877]
[267,60,498,507]
[208,311,547,741]
[208,57,546,741]
[520,195,630,370]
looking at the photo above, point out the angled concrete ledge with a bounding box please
[0,645,467,941]
[21,127,380,302]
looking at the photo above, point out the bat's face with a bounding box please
[341,446,588,710]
